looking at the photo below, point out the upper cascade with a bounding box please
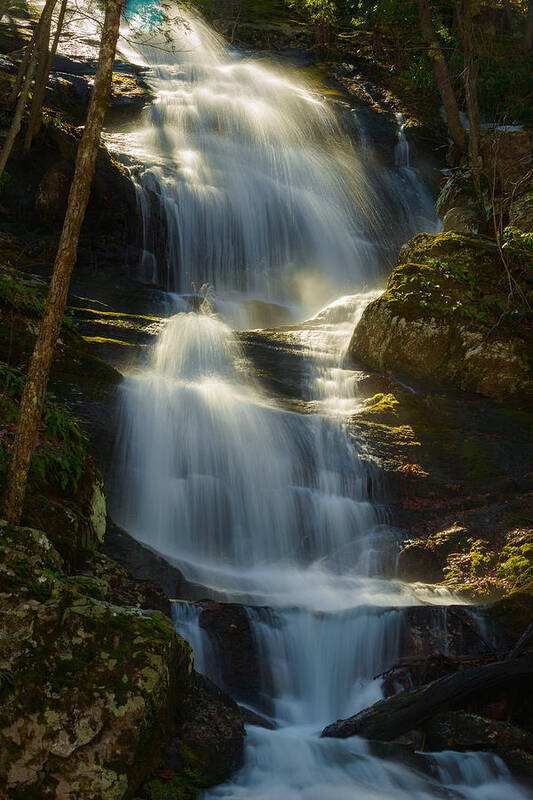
[121,8,391,302]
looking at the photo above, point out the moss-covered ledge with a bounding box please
[349,231,533,406]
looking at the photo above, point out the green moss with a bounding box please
[497,531,533,589]
[382,232,532,330]
[71,575,105,601]
[0,362,89,493]
[140,767,208,800]
[488,581,533,644]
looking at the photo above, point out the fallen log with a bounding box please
[321,655,533,741]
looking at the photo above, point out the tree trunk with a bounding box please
[457,0,482,202]
[2,0,123,525]
[0,35,41,176]
[22,3,54,152]
[322,656,533,741]
[24,0,68,150]
[8,2,51,106]
[0,0,58,176]
[415,0,466,153]
[526,0,533,50]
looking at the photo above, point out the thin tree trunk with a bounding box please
[416,0,466,153]
[22,3,54,151]
[457,0,482,202]
[9,39,35,106]
[0,36,41,176]
[526,0,533,50]
[2,0,123,525]
[0,0,58,175]
[24,0,68,150]
[8,3,51,106]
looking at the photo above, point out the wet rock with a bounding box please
[403,605,498,661]
[103,520,193,603]
[382,654,476,698]
[199,602,261,701]
[397,524,470,583]
[425,711,533,778]
[107,72,153,121]
[242,299,294,328]
[348,232,533,406]
[382,604,501,697]
[174,673,245,784]
[239,706,277,730]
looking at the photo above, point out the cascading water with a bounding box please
[112,5,527,798]
[119,8,383,301]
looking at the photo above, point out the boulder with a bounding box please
[436,171,480,222]
[403,605,497,661]
[199,602,261,701]
[174,673,245,784]
[441,206,480,234]
[348,232,533,406]
[0,522,245,798]
[0,523,191,798]
[104,520,193,603]
[425,711,533,778]
[397,524,470,583]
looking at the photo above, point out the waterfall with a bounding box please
[119,9,386,303]
[111,5,526,798]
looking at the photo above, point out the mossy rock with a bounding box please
[0,522,245,799]
[397,524,470,584]
[425,711,533,778]
[349,231,533,406]
[488,581,533,647]
[0,522,194,799]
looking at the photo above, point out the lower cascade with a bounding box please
[110,6,528,800]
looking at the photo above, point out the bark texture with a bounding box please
[2,0,123,524]
[457,0,481,200]
[416,0,466,153]
[0,0,59,176]
[24,0,68,150]
[321,656,533,740]
[8,0,51,106]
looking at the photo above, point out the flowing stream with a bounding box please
[112,6,527,798]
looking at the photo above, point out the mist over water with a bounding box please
[112,6,527,798]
